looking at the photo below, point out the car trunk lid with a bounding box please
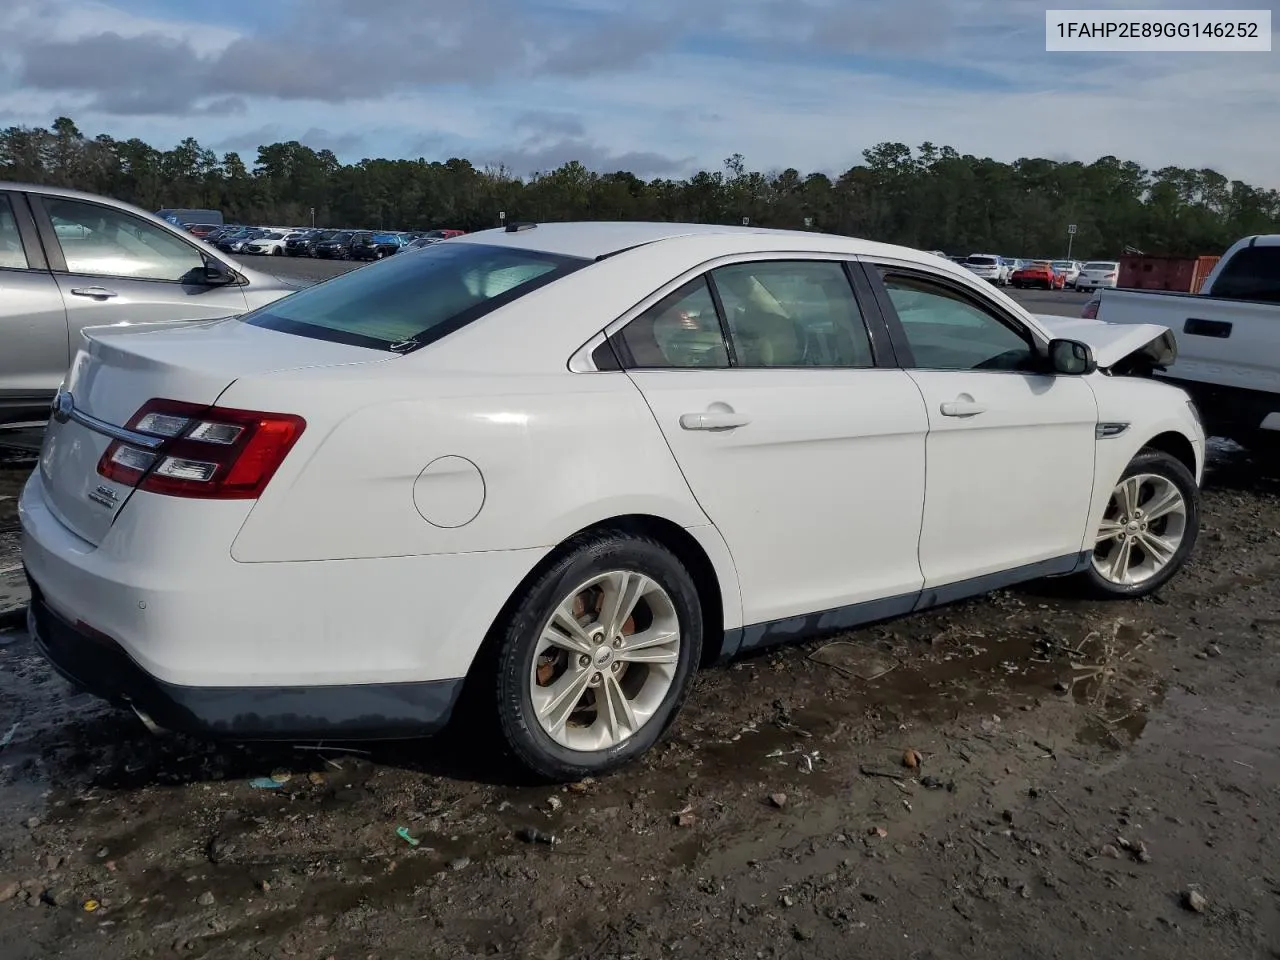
[39,318,390,546]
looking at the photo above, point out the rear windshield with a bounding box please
[241,241,589,351]
[1210,246,1280,302]
[1051,261,1073,269]
[1083,262,1117,271]
[965,256,997,265]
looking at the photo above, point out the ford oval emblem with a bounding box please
[51,391,74,424]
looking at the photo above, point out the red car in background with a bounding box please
[1010,260,1066,289]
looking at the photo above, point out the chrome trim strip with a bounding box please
[68,406,166,450]
[1096,422,1130,439]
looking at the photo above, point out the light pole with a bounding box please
[1067,223,1077,259]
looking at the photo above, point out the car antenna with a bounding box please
[505,221,537,232]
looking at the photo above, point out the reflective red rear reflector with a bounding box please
[97,399,305,500]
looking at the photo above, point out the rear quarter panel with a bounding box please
[223,368,715,560]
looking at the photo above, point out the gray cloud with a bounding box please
[514,111,587,138]
[210,125,366,157]
[299,127,366,156]
[9,0,687,113]
[211,125,283,154]
[481,137,689,178]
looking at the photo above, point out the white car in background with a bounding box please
[244,231,302,256]
[962,253,1009,285]
[1052,260,1083,287]
[21,222,1203,781]
[1075,260,1120,291]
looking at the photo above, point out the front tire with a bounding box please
[493,531,703,781]
[1079,448,1199,598]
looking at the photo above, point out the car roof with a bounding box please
[451,221,939,262]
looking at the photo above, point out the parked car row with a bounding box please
[193,224,467,260]
[943,253,1121,292]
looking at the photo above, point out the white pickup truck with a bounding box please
[1083,236,1280,452]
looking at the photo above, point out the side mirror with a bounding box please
[1048,338,1096,376]
[201,256,236,286]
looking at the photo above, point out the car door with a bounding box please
[0,190,70,429]
[864,262,1097,595]
[29,194,250,346]
[612,257,929,637]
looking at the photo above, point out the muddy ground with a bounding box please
[2,446,1280,960]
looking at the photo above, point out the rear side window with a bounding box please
[1210,246,1280,302]
[712,261,873,368]
[242,241,588,351]
[616,277,730,369]
[0,196,30,269]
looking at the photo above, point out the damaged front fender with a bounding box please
[1034,315,1177,374]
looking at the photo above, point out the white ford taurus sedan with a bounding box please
[20,222,1204,780]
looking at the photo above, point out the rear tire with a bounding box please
[493,531,703,782]
[1077,448,1199,598]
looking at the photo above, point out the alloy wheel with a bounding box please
[1092,473,1188,585]
[529,570,681,752]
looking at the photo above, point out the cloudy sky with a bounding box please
[1,0,1277,184]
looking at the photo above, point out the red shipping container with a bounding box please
[1119,255,1220,293]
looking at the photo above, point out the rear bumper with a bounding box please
[20,469,546,688]
[26,576,463,740]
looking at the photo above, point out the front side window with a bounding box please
[711,261,873,368]
[44,197,205,282]
[0,196,30,270]
[615,277,730,369]
[242,241,587,351]
[878,271,1037,372]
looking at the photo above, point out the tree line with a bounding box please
[3,117,1276,259]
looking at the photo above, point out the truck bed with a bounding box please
[1094,288,1280,445]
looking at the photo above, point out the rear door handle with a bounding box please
[1183,317,1232,338]
[680,411,751,431]
[69,286,118,299]
[940,398,986,417]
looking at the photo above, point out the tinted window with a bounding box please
[1083,261,1117,271]
[1210,246,1280,302]
[0,196,29,269]
[879,271,1037,372]
[615,277,729,369]
[712,261,873,368]
[44,197,204,281]
[965,256,997,266]
[243,241,587,351]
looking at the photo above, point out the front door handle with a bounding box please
[940,397,986,417]
[69,286,118,299]
[680,411,751,431]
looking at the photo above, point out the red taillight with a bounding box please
[97,398,306,499]
[1082,298,1100,320]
